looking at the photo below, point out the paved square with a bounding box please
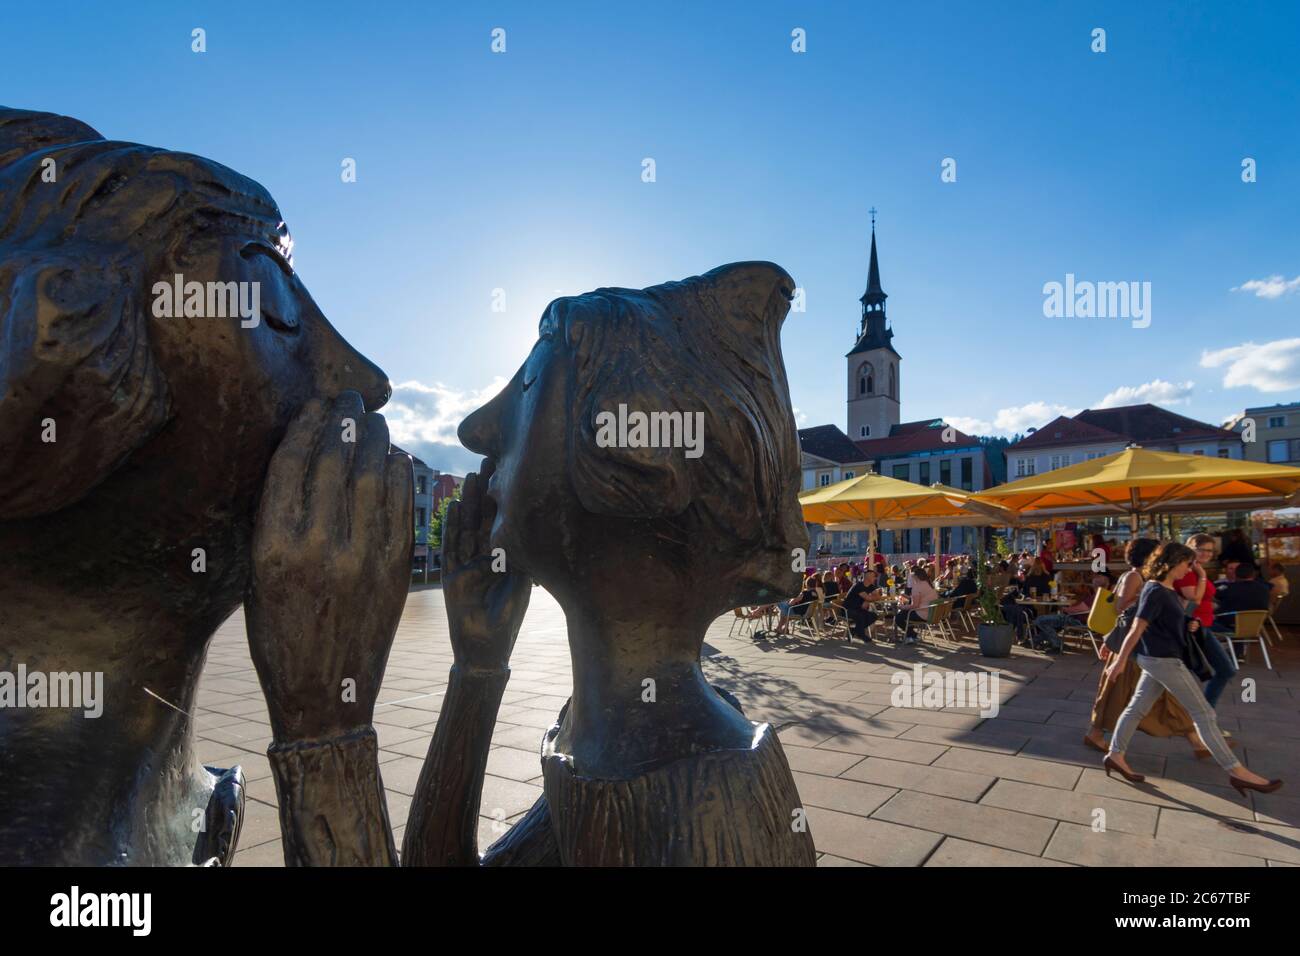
[197,587,1300,866]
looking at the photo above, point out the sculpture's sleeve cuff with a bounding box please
[267,727,397,867]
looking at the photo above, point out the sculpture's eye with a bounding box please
[521,344,543,391]
[240,241,294,277]
[522,309,559,390]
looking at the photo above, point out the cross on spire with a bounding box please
[869,206,877,229]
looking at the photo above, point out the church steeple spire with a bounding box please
[846,209,901,442]
[849,211,896,354]
[859,209,887,318]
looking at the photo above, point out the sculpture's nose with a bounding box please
[458,386,504,458]
[313,319,391,411]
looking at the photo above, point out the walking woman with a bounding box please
[1084,539,1213,758]
[1102,541,1282,795]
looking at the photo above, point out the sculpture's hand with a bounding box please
[246,391,413,741]
[442,458,531,671]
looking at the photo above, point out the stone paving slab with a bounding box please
[196,586,1300,867]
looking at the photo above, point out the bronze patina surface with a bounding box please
[1,107,813,866]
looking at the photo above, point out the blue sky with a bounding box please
[4,1,1298,471]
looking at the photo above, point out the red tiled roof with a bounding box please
[853,420,981,458]
[799,424,870,464]
[1075,404,1238,444]
[1009,415,1128,450]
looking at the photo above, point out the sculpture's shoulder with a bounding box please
[540,721,816,867]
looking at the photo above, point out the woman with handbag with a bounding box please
[1102,542,1282,796]
[1083,539,1209,757]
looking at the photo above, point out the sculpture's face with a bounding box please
[141,225,391,488]
[458,307,572,590]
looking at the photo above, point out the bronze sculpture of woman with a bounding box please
[0,107,814,866]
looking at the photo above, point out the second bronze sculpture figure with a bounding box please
[253,261,819,865]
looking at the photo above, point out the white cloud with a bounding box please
[792,405,809,426]
[383,377,508,473]
[1232,275,1300,299]
[1200,337,1300,392]
[946,402,1080,438]
[1095,378,1194,408]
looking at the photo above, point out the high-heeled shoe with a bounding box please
[1103,756,1145,783]
[1082,735,1107,754]
[1229,776,1283,796]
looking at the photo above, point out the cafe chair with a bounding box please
[1216,610,1272,671]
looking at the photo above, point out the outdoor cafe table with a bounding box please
[1015,598,1075,615]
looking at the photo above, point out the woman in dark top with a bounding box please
[1103,542,1282,795]
[1018,558,1053,597]
[774,576,821,635]
[1084,539,1201,755]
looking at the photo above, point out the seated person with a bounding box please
[774,574,822,635]
[894,567,939,645]
[1214,561,1271,625]
[1267,562,1289,609]
[1018,559,1053,598]
[1030,586,1093,653]
[842,569,885,644]
[1213,561,1272,657]
[943,570,977,600]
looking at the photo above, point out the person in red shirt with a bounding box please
[1038,541,1055,576]
[1175,533,1237,709]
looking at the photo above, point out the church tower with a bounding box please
[846,212,901,441]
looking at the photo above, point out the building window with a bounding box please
[1217,448,1230,458]
[844,471,855,480]
[892,464,909,481]
[1268,415,1286,428]
[416,507,426,526]
[861,425,869,437]
[918,462,930,486]
[1049,453,1071,470]
[1014,458,1037,477]
[939,460,951,486]
[416,476,427,495]
[819,473,831,486]
[1268,440,1291,463]
[1192,449,1204,455]
[858,362,873,396]
[960,457,973,490]
[888,364,896,398]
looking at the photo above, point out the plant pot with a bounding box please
[978,623,1015,658]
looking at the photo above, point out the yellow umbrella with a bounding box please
[974,447,1300,523]
[800,475,1016,563]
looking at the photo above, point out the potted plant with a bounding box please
[975,533,1014,657]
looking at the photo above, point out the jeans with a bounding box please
[1108,654,1240,771]
[1031,613,1076,651]
[894,609,924,637]
[847,609,877,641]
[1202,629,1239,708]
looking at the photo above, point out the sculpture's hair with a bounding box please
[554,261,808,598]
[0,107,288,519]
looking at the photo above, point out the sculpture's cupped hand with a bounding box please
[245,391,414,742]
[443,459,531,672]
